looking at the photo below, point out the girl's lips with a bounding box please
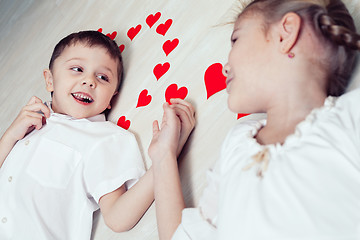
[71,92,94,105]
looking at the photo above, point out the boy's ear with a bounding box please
[277,12,301,54]
[43,69,54,92]
[107,91,118,109]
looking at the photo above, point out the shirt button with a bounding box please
[24,140,30,145]
[8,176,13,182]
[2,217,7,223]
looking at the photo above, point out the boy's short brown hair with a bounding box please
[49,30,123,91]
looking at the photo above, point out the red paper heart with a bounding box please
[165,84,188,104]
[237,113,250,119]
[146,12,161,28]
[136,89,152,108]
[117,116,131,130]
[204,63,226,99]
[153,62,170,80]
[106,31,117,40]
[97,28,103,33]
[163,38,179,56]
[156,19,172,36]
[119,44,125,53]
[127,24,142,41]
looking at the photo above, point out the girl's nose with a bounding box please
[223,63,230,77]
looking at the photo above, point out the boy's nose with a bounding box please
[82,76,96,88]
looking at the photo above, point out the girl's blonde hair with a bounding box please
[240,0,360,96]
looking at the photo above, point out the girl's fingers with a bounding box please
[170,99,195,117]
[170,102,195,126]
[152,120,160,135]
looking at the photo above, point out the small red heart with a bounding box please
[136,89,152,108]
[119,44,125,53]
[127,24,142,41]
[153,62,170,80]
[165,84,188,104]
[163,39,179,56]
[97,28,103,33]
[146,12,161,28]
[156,19,172,36]
[204,63,227,99]
[237,113,250,119]
[106,31,117,40]
[117,116,131,130]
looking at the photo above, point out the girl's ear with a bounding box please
[278,12,301,54]
[44,69,54,92]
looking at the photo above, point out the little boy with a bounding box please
[0,31,154,239]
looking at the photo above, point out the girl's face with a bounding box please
[224,13,277,114]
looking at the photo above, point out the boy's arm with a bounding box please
[0,96,50,168]
[98,168,154,232]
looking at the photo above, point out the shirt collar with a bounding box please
[45,101,106,122]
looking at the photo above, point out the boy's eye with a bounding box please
[97,74,109,82]
[71,67,83,72]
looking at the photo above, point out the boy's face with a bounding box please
[44,43,119,119]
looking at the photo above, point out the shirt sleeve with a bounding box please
[83,131,145,203]
[172,208,217,240]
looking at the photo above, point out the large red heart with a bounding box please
[153,62,170,80]
[127,24,142,41]
[156,19,172,36]
[106,31,117,40]
[136,89,152,108]
[163,38,179,56]
[165,84,188,104]
[117,116,131,130]
[204,63,226,99]
[146,12,161,28]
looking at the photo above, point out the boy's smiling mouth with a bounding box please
[71,92,94,104]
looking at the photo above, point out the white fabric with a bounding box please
[174,87,360,240]
[0,105,145,240]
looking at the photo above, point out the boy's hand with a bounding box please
[148,99,195,163]
[4,96,50,144]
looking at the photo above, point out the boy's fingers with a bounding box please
[170,99,195,117]
[27,96,43,105]
[23,103,51,118]
[152,120,160,135]
[170,103,195,126]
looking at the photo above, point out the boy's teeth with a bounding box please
[72,93,93,102]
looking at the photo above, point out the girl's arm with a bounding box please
[149,99,196,240]
[0,96,50,168]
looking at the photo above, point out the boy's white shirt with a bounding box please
[0,102,145,240]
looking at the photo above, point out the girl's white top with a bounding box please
[173,88,360,240]
[0,105,145,240]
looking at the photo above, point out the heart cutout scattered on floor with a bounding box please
[119,44,125,53]
[106,31,117,40]
[117,116,131,130]
[165,84,188,104]
[163,38,179,56]
[153,62,170,80]
[156,19,172,36]
[127,24,142,41]
[146,12,161,28]
[136,89,152,108]
[237,113,250,119]
[204,63,227,99]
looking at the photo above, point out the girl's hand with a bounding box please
[148,102,181,163]
[4,96,50,144]
[169,99,195,157]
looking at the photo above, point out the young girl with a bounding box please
[149,0,360,239]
